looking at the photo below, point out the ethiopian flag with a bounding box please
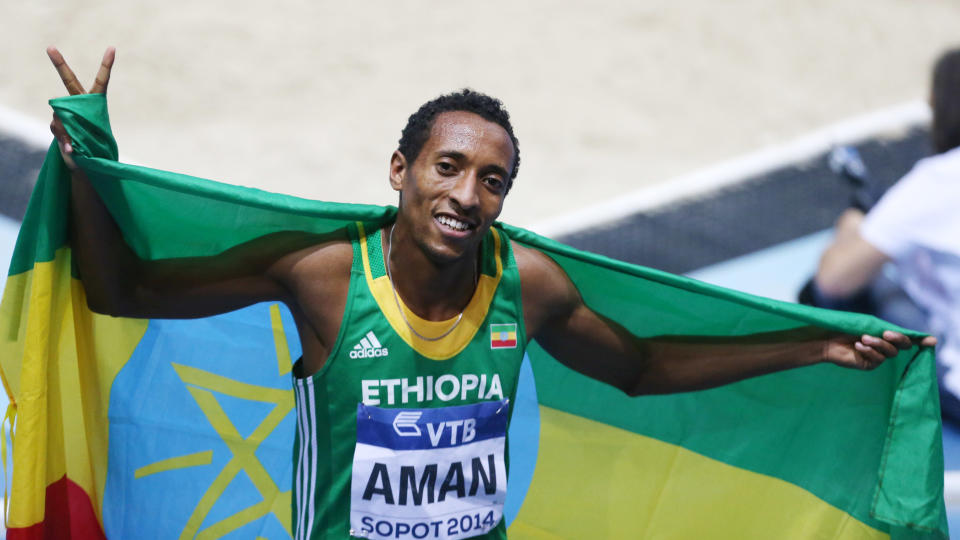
[491,324,518,349]
[0,94,948,539]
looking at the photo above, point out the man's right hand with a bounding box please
[47,46,115,170]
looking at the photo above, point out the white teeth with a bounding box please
[437,215,469,231]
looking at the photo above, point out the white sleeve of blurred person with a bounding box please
[815,146,960,300]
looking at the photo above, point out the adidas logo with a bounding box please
[349,331,390,359]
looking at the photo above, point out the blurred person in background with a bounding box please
[815,47,960,423]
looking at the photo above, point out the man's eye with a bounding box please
[437,162,455,173]
[484,177,504,189]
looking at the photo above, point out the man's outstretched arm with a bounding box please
[516,244,933,396]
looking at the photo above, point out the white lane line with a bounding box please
[527,101,931,238]
[0,103,138,165]
[0,104,51,150]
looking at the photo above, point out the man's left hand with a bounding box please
[823,330,937,370]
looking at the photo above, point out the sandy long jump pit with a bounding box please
[1,0,959,226]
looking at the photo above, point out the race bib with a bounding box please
[350,400,509,540]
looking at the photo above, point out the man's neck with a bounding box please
[382,223,479,322]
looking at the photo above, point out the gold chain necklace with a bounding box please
[386,224,476,342]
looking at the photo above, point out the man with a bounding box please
[816,48,960,423]
[48,47,929,540]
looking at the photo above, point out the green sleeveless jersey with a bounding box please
[292,222,527,540]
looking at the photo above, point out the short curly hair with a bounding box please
[398,89,520,193]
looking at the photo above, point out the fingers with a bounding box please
[853,330,935,368]
[49,116,72,149]
[863,334,899,357]
[49,116,77,169]
[58,144,78,170]
[88,47,115,94]
[47,46,85,96]
[854,340,886,367]
[881,330,912,349]
[827,331,937,371]
[880,330,938,349]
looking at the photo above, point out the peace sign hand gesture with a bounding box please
[47,46,115,169]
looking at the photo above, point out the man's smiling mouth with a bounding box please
[436,214,473,232]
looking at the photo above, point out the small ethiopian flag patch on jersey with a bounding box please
[490,323,518,349]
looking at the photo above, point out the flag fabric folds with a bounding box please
[0,94,948,539]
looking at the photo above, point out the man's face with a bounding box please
[390,111,515,264]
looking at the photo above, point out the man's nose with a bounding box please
[449,172,480,210]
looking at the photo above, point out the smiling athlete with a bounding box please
[48,47,933,540]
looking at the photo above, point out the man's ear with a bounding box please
[389,150,407,192]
